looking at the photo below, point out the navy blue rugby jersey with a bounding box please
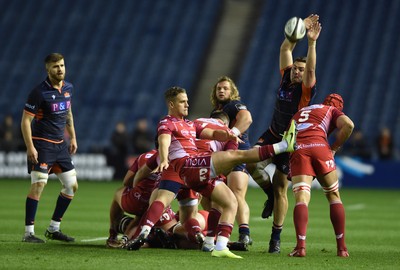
[270,67,316,137]
[214,100,251,150]
[24,78,73,143]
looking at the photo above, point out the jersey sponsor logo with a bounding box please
[235,104,247,110]
[181,129,189,136]
[25,103,36,110]
[51,100,70,112]
[278,89,293,101]
[185,156,208,167]
[296,143,326,149]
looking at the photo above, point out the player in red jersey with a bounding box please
[246,14,321,254]
[126,87,297,259]
[106,150,159,247]
[106,149,209,249]
[287,94,353,257]
[127,112,237,251]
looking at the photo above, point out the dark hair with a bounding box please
[44,53,64,64]
[210,110,230,125]
[164,86,186,102]
[294,57,306,63]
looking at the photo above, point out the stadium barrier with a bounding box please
[0,151,114,181]
[248,157,397,189]
[335,156,399,188]
[0,152,397,187]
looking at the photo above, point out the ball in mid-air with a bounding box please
[284,17,306,42]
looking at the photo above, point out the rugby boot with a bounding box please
[238,233,253,245]
[261,198,274,219]
[45,230,75,242]
[125,233,146,251]
[282,119,297,152]
[211,248,243,259]
[268,239,281,254]
[22,233,45,243]
[227,241,248,251]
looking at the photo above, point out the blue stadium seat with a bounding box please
[0,0,223,152]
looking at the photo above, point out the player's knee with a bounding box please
[222,191,238,211]
[251,161,271,184]
[57,169,78,197]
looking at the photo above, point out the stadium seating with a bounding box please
[0,0,223,152]
[237,0,400,148]
[1,0,399,154]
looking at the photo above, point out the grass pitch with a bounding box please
[0,178,399,270]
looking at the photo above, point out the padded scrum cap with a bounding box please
[323,93,344,111]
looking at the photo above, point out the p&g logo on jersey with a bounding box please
[51,100,71,112]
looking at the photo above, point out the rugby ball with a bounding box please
[284,17,306,42]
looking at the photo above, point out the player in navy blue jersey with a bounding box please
[246,15,321,253]
[21,53,78,243]
[210,76,253,247]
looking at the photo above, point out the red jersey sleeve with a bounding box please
[128,158,139,173]
[157,117,173,136]
[145,151,159,170]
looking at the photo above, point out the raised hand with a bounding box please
[307,21,322,41]
[304,14,319,30]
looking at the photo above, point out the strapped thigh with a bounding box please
[292,182,311,194]
[322,180,339,194]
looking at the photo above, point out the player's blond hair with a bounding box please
[210,76,241,109]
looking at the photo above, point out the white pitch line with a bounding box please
[81,237,108,242]
[346,203,366,210]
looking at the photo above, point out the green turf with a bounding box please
[0,179,399,269]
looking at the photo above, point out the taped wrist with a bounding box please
[231,127,241,137]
